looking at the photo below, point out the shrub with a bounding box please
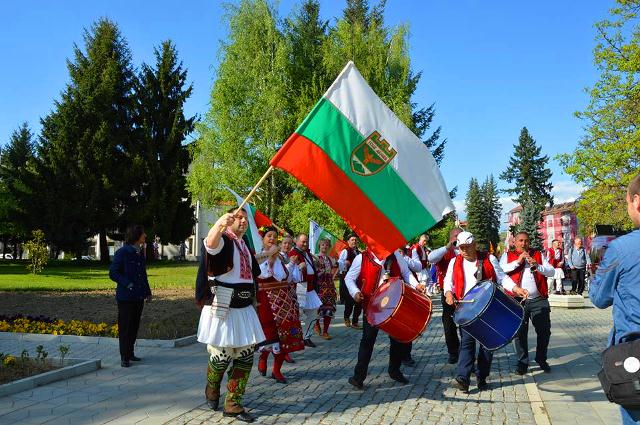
[23,230,49,274]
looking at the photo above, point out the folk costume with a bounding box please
[546,247,565,294]
[256,250,304,383]
[345,249,420,388]
[428,245,460,363]
[338,246,362,328]
[195,232,265,420]
[411,243,434,295]
[315,253,338,339]
[443,248,507,390]
[289,247,323,344]
[500,249,555,374]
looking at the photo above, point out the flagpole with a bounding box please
[235,166,274,214]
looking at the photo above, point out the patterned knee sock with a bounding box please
[224,347,254,413]
[323,316,332,334]
[206,348,232,401]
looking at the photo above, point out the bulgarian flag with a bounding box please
[226,187,272,254]
[270,62,454,258]
[309,219,347,258]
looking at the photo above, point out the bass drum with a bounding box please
[366,277,432,343]
[453,280,524,351]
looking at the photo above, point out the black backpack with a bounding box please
[598,331,640,408]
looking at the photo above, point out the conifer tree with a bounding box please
[131,40,195,259]
[38,18,137,261]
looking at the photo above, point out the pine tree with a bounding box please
[465,175,502,250]
[0,123,37,257]
[38,18,137,261]
[131,40,196,259]
[519,200,543,250]
[500,127,552,249]
[482,175,502,249]
[500,127,553,211]
[465,178,483,241]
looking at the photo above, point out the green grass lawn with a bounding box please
[0,260,198,291]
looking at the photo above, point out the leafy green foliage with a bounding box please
[187,0,450,241]
[558,0,640,234]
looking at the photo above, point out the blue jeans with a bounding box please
[622,407,640,424]
[457,328,493,383]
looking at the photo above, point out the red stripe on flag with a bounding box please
[270,133,405,258]
[254,209,273,228]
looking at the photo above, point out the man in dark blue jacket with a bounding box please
[109,225,152,368]
[590,172,640,425]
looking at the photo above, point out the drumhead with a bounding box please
[366,277,403,326]
[453,280,496,326]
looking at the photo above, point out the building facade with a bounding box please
[506,202,588,254]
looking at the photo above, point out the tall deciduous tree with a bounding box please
[558,0,640,233]
[38,18,137,261]
[188,0,289,218]
[131,40,196,259]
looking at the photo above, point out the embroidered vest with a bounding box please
[412,244,429,269]
[436,247,457,288]
[289,247,317,291]
[547,248,562,268]
[451,253,497,300]
[357,250,401,305]
[506,250,548,298]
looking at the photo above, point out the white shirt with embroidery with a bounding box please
[344,250,419,298]
[204,237,254,284]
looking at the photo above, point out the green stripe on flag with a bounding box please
[296,98,437,238]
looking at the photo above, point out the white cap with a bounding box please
[456,231,475,246]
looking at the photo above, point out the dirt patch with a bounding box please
[0,358,59,385]
[0,289,200,339]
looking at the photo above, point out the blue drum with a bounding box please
[453,280,524,351]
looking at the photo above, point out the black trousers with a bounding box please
[339,275,362,324]
[513,297,551,367]
[571,268,587,294]
[441,292,460,357]
[117,300,144,360]
[352,314,408,383]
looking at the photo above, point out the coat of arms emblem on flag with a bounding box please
[350,131,397,176]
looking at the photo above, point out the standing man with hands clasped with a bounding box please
[109,225,153,369]
[500,231,555,375]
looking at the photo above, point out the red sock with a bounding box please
[323,316,332,333]
[272,352,286,381]
[258,350,269,375]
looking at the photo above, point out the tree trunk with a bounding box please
[99,230,109,264]
[2,236,6,257]
[12,238,18,259]
[145,242,154,264]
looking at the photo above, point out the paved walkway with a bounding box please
[0,297,621,424]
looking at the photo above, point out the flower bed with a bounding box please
[0,314,118,337]
[0,346,68,385]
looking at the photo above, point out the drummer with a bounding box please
[443,231,527,392]
[345,247,424,390]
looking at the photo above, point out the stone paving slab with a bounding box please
[0,296,623,424]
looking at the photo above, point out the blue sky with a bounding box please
[0,1,613,223]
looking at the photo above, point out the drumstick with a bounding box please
[455,299,475,304]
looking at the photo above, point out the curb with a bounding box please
[0,358,101,398]
[0,332,197,348]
